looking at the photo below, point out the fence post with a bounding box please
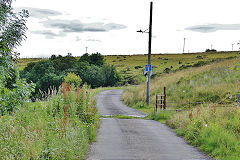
[155,94,158,112]
[163,87,166,109]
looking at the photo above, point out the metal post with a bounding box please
[183,38,186,53]
[146,1,153,105]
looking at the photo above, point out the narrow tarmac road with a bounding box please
[86,89,212,160]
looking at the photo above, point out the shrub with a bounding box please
[64,72,82,87]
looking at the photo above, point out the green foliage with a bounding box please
[79,52,104,66]
[21,61,63,97]
[21,53,121,97]
[0,84,99,159]
[78,64,121,88]
[64,72,82,87]
[0,0,35,115]
[50,54,77,74]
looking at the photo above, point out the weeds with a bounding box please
[0,82,99,159]
[167,106,240,160]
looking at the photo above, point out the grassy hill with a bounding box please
[122,55,240,160]
[17,51,240,85]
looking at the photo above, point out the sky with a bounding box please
[12,0,240,58]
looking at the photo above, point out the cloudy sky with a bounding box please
[13,0,240,57]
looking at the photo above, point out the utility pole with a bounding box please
[146,1,153,105]
[232,43,234,51]
[183,38,186,53]
[86,47,88,53]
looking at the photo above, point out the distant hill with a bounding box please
[18,51,240,85]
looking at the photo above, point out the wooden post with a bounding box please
[163,87,166,109]
[160,95,163,109]
[155,94,158,112]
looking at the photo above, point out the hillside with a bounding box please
[122,56,240,160]
[17,51,240,85]
[123,57,240,110]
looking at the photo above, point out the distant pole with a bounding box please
[232,44,234,51]
[211,44,213,50]
[183,38,186,53]
[146,1,153,105]
[86,47,88,53]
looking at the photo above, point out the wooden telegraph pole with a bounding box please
[146,2,153,105]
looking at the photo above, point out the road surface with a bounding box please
[86,89,211,160]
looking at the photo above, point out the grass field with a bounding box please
[17,58,48,70]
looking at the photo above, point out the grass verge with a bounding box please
[0,83,99,159]
[166,105,240,160]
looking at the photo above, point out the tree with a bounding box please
[64,72,82,87]
[0,1,34,114]
[21,61,63,97]
[101,64,121,87]
[78,52,105,66]
[50,54,77,74]
[205,49,217,52]
[89,52,104,66]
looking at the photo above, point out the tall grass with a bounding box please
[0,83,99,159]
[167,105,240,160]
[122,58,240,160]
[123,58,240,109]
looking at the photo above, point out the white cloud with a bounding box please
[12,0,240,57]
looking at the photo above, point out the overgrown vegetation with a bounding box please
[122,58,240,160]
[1,1,99,159]
[0,83,99,159]
[167,105,240,160]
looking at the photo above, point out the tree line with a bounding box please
[20,52,121,98]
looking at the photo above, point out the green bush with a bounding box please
[64,72,82,87]
[20,61,64,97]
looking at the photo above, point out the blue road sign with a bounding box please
[145,65,152,71]
[144,65,152,77]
